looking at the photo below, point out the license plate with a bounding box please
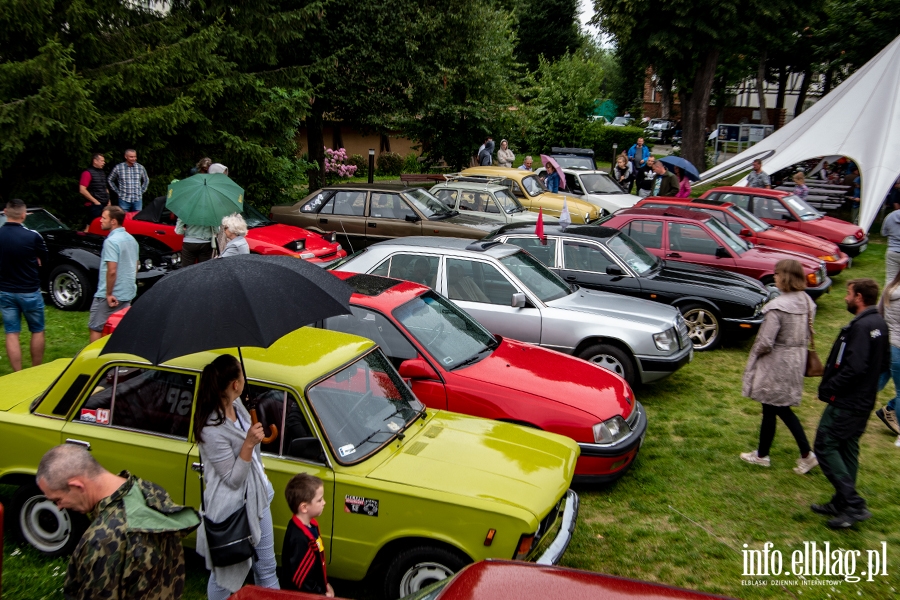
[859,243,867,254]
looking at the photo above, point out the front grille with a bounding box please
[318,251,338,260]
[534,494,565,547]
[675,314,690,349]
[626,403,641,429]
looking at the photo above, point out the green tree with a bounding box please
[515,0,582,71]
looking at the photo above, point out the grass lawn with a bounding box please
[2,239,899,599]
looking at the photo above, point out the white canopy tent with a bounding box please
[698,34,900,233]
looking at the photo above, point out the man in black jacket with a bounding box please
[812,278,890,528]
[635,156,657,197]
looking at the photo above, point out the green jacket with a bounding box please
[655,170,680,197]
[64,472,200,600]
[174,219,217,242]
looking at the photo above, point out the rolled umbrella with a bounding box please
[658,156,700,181]
[539,154,566,189]
[166,173,245,227]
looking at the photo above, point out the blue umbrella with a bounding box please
[659,156,700,181]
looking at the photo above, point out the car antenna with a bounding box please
[339,219,354,254]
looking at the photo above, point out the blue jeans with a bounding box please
[877,345,900,411]
[118,198,142,211]
[207,480,279,600]
[0,291,45,334]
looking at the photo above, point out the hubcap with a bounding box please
[683,308,719,349]
[399,562,454,596]
[588,354,625,377]
[52,272,82,307]
[20,496,73,553]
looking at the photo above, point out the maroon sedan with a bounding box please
[699,186,868,257]
[602,207,831,297]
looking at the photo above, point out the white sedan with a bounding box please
[536,167,641,216]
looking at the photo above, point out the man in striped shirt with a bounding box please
[108,149,149,211]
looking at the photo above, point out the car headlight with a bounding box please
[143,258,154,270]
[593,416,631,444]
[325,231,338,244]
[842,235,857,245]
[653,327,677,352]
[806,271,819,286]
[287,239,306,252]
[171,253,181,264]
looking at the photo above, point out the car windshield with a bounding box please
[499,251,571,302]
[553,156,594,170]
[782,194,821,221]
[494,189,525,213]
[0,210,69,232]
[307,350,424,464]
[393,292,497,369]
[608,232,658,275]
[521,175,546,196]
[727,205,769,232]
[404,188,454,219]
[580,173,625,194]
[243,203,273,228]
[706,217,750,254]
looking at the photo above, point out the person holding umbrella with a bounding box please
[540,155,565,193]
[650,160,679,197]
[168,170,244,265]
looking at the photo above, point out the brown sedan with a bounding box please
[269,184,503,253]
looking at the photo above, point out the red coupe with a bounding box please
[602,207,831,297]
[105,271,648,483]
[88,196,346,264]
[634,197,850,275]
[698,186,868,257]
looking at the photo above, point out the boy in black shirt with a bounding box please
[281,474,334,596]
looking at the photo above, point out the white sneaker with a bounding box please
[740,450,770,467]
[793,452,818,475]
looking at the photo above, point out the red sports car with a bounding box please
[105,271,648,484]
[634,197,850,275]
[698,186,868,257]
[602,207,831,297]
[88,196,346,264]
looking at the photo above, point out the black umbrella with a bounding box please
[101,254,353,364]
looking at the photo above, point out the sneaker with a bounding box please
[793,452,818,475]
[876,407,900,435]
[740,450,770,466]
[811,502,841,516]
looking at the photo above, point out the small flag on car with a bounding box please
[559,195,572,230]
[536,207,546,245]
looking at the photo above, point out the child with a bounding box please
[282,473,335,597]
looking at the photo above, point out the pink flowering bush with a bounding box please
[323,147,358,179]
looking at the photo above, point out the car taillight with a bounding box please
[513,533,535,560]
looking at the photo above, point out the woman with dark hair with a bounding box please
[741,259,818,474]
[194,355,279,599]
[544,162,560,193]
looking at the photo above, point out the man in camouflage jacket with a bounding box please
[36,444,200,600]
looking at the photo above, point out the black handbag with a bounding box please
[199,451,256,567]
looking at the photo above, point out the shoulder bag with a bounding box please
[805,305,824,377]
[199,449,256,567]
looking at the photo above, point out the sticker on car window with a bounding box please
[338,444,356,457]
[96,408,110,425]
[345,495,379,517]
[80,408,97,423]
[386,421,400,432]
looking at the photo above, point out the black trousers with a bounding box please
[181,241,214,265]
[757,404,812,457]
[814,404,870,512]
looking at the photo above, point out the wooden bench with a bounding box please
[400,173,446,185]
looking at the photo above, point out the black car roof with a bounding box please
[491,222,620,240]
[618,206,711,221]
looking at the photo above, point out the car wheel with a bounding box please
[578,343,636,385]
[383,545,468,599]
[11,484,88,557]
[679,303,721,351]
[49,265,94,311]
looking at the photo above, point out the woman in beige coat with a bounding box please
[740,259,818,474]
[497,139,515,168]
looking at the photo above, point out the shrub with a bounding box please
[402,152,421,174]
[348,153,368,178]
[376,151,403,176]
[323,147,357,179]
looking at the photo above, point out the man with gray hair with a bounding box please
[37,445,199,600]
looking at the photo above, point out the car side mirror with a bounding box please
[715,246,730,258]
[606,265,624,276]
[739,228,752,237]
[405,214,420,223]
[511,292,527,308]
[399,358,439,381]
[781,213,794,221]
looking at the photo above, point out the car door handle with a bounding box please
[65,438,91,450]
[155,230,166,235]
[666,252,681,258]
[564,275,577,281]
[368,223,377,228]
[319,218,328,224]
[191,462,203,473]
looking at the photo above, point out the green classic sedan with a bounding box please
[0,327,579,599]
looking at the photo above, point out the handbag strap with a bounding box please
[807,296,816,351]
[198,438,249,516]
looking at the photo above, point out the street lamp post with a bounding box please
[612,143,618,169]
[368,149,375,184]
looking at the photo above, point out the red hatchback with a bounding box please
[634,197,850,275]
[602,207,831,297]
[699,186,868,257]
[105,273,648,484]
[88,196,346,264]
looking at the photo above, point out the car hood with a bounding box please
[247,223,340,255]
[0,359,70,411]
[648,261,768,301]
[818,215,864,237]
[368,411,577,518]
[549,287,678,328]
[763,226,839,254]
[540,192,597,215]
[743,245,822,270]
[43,229,172,259]
[584,193,640,210]
[456,339,631,421]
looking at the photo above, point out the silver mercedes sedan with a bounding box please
[333,237,692,386]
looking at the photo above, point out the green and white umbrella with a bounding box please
[166,173,244,226]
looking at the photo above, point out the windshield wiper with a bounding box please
[355,429,400,448]
[451,346,493,370]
